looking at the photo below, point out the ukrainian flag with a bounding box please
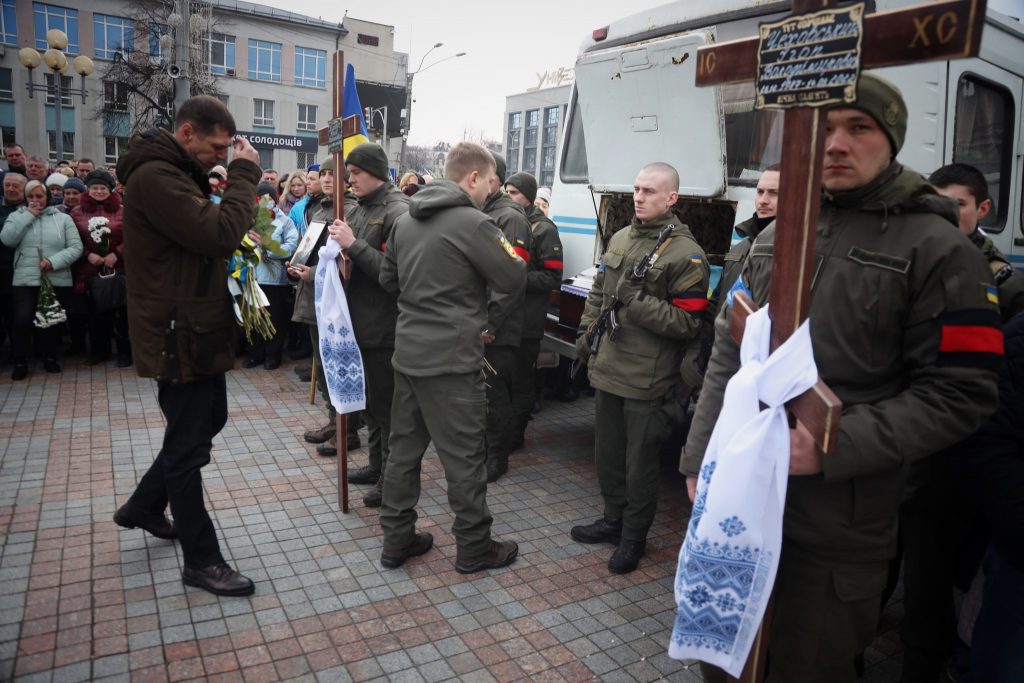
[343,63,369,159]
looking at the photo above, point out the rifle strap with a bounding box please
[646,236,674,270]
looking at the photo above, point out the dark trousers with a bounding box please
[127,375,228,569]
[309,324,335,422]
[247,285,290,361]
[510,339,540,441]
[483,345,518,463]
[381,370,492,561]
[88,303,130,357]
[11,285,72,362]
[967,547,1024,683]
[361,347,395,473]
[0,275,13,347]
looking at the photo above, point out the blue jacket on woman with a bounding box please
[1,205,83,287]
[254,207,298,286]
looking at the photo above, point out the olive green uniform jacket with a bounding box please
[968,228,1024,322]
[682,164,1002,562]
[579,212,710,401]
[117,127,261,384]
[522,204,564,340]
[482,190,532,346]
[380,180,526,377]
[714,214,772,318]
[345,184,409,349]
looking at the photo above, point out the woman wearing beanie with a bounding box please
[70,169,131,366]
[1,180,83,380]
[58,177,86,214]
[46,172,67,205]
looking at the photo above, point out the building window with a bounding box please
[523,148,537,173]
[527,109,539,128]
[357,34,379,46]
[258,148,273,169]
[1,0,16,45]
[1,126,15,148]
[0,67,12,101]
[94,14,133,60]
[103,81,128,112]
[33,3,78,52]
[294,47,325,88]
[215,93,229,106]
[44,73,73,107]
[954,74,1014,231]
[254,99,274,127]
[545,106,558,126]
[542,146,556,172]
[509,112,521,130]
[148,23,168,60]
[104,136,128,164]
[206,33,236,75]
[248,39,281,82]
[297,151,316,170]
[541,170,554,187]
[297,104,317,132]
[524,128,538,147]
[47,131,74,162]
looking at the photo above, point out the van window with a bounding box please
[723,82,783,185]
[559,91,588,184]
[953,74,1014,232]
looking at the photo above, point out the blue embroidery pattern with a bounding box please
[700,461,716,483]
[320,337,364,405]
[719,516,746,538]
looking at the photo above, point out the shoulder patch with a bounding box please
[750,244,773,258]
[498,232,519,260]
[985,283,999,306]
[689,254,703,265]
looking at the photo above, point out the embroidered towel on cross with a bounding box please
[314,238,366,414]
[669,306,819,676]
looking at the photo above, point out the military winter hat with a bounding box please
[255,181,279,202]
[346,143,390,182]
[490,151,507,183]
[84,169,116,190]
[505,172,538,203]
[319,157,334,173]
[846,71,907,155]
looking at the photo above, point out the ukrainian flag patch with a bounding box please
[985,284,999,306]
[690,255,703,265]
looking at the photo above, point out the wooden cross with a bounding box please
[314,51,362,514]
[694,0,987,680]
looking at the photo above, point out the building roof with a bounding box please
[208,0,348,34]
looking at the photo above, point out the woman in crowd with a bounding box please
[535,187,552,216]
[244,183,298,370]
[1,180,83,379]
[57,178,86,214]
[279,170,307,217]
[46,173,67,205]
[70,170,130,366]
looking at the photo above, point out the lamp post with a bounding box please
[19,29,94,162]
[401,45,466,169]
[368,105,388,160]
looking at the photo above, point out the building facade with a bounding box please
[1,0,408,173]
[502,82,570,189]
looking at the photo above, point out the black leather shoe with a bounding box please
[242,356,264,369]
[11,364,28,381]
[182,562,255,596]
[43,357,61,373]
[608,539,646,575]
[455,540,519,574]
[570,516,623,545]
[113,504,178,540]
[381,531,434,568]
[316,439,337,457]
[116,353,133,368]
[486,458,508,484]
[362,476,383,508]
[349,465,380,485]
[304,421,336,444]
[263,355,281,370]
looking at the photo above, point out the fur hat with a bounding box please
[45,173,68,189]
[84,169,116,190]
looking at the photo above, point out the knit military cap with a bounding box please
[84,169,116,190]
[505,172,538,203]
[346,143,390,182]
[844,71,907,156]
[490,151,507,184]
[319,157,334,173]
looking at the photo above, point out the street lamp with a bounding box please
[19,29,94,162]
[402,47,466,169]
[368,106,388,158]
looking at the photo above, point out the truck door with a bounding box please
[573,30,727,197]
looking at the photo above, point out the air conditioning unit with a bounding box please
[225,67,236,77]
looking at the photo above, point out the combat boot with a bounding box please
[363,474,383,508]
[570,516,622,545]
[316,437,337,457]
[608,539,646,574]
[486,453,508,483]
[381,531,434,569]
[349,465,381,485]
[304,420,336,444]
[455,540,519,574]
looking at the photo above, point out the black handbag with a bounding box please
[88,267,127,313]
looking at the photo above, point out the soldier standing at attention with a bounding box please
[503,171,564,452]
[378,142,526,573]
[682,73,1003,683]
[480,153,533,483]
[572,162,710,575]
[327,143,409,508]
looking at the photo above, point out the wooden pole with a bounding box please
[331,49,349,514]
[308,361,317,405]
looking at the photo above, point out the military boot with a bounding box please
[570,516,622,545]
[304,420,336,444]
[315,437,337,457]
[486,453,508,483]
[608,539,646,574]
[349,465,381,485]
[363,474,383,508]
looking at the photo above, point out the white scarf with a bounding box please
[314,239,366,414]
[669,306,818,676]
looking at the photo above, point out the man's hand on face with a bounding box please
[328,219,355,249]
[232,136,260,166]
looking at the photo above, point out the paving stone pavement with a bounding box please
[0,358,906,682]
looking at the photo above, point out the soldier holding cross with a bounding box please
[681,72,1002,682]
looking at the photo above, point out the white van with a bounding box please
[544,0,1024,358]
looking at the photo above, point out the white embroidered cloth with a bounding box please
[669,306,819,676]
[314,239,366,414]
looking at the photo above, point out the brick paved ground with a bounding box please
[0,358,905,682]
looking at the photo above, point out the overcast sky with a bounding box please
[266,0,1024,147]
[259,0,670,146]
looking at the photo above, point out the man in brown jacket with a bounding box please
[114,96,262,597]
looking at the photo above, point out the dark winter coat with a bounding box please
[70,192,125,294]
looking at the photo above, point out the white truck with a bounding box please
[543,0,1024,358]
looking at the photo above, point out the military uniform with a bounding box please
[510,203,563,447]
[379,180,525,563]
[481,190,532,479]
[968,228,1024,321]
[345,182,409,489]
[578,212,709,545]
[682,163,1002,682]
[714,213,772,318]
